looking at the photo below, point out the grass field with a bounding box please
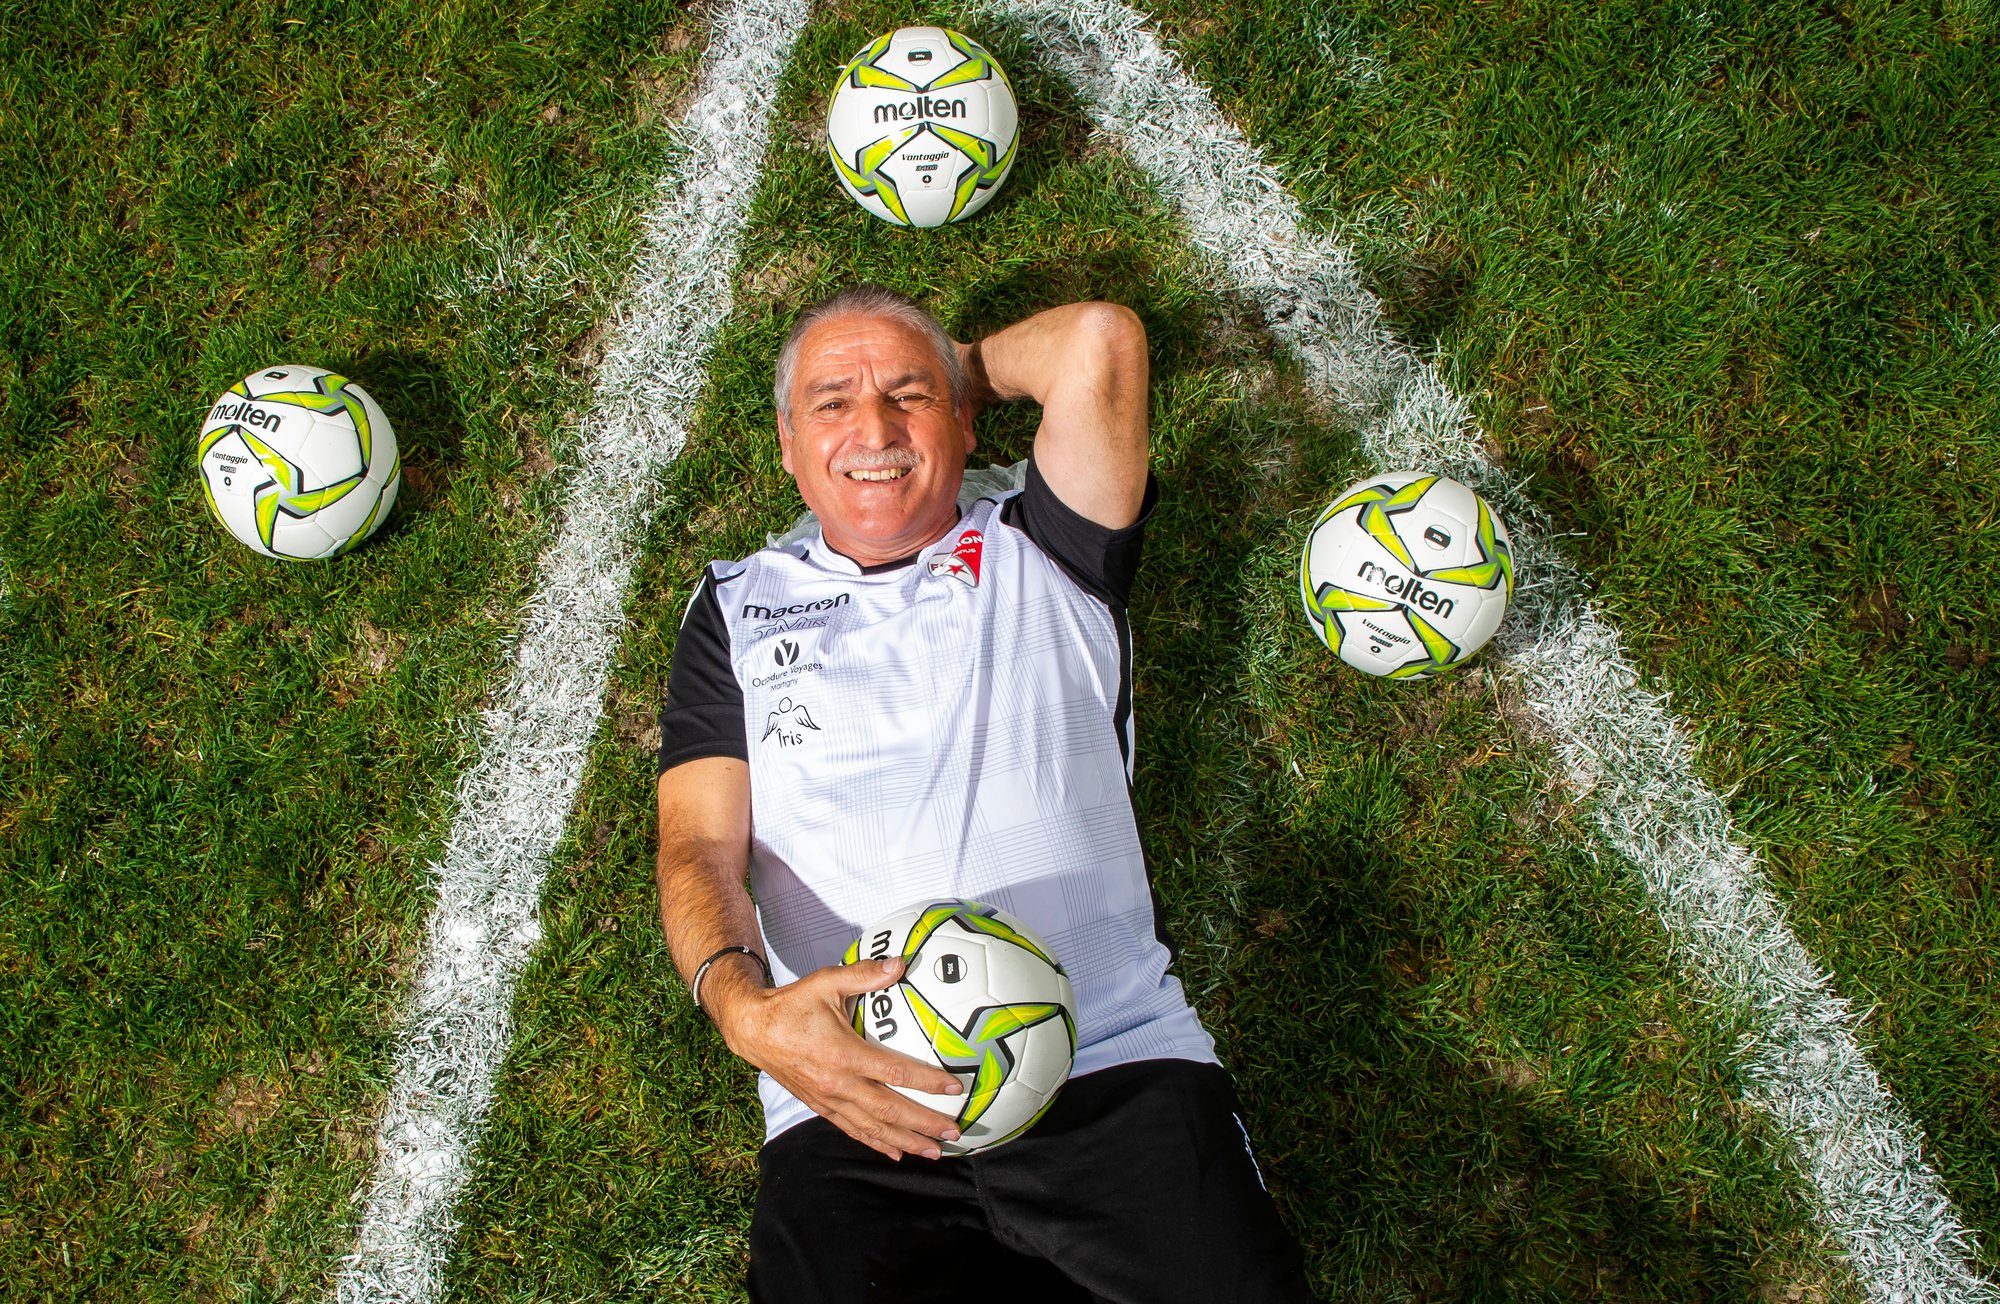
[2,0,1996,1299]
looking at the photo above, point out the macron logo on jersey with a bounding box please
[928,528,984,588]
[743,594,850,620]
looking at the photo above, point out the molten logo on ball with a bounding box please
[825,27,1020,228]
[843,899,1076,1154]
[1300,472,1516,679]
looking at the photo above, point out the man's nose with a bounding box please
[852,396,902,446]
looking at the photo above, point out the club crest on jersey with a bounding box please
[929,528,984,588]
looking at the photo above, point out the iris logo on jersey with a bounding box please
[761,696,821,749]
[928,528,984,588]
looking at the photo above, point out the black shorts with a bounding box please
[748,1058,1316,1304]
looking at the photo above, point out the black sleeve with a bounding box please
[999,454,1160,608]
[657,569,747,774]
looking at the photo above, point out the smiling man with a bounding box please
[655,286,1313,1302]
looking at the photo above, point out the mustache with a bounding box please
[830,448,921,475]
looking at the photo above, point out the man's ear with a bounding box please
[958,400,977,455]
[776,414,795,475]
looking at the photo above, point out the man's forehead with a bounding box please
[793,313,946,384]
[802,368,934,396]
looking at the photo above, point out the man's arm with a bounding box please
[655,757,964,1160]
[957,301,1149,529]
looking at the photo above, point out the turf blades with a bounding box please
[989,1,1998,1298]
[330,2,808,1300]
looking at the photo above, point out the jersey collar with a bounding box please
[806,509,966,577]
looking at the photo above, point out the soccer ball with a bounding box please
[825,27,1019,228]
[197,365,400,560]
[1300,471,1516,678]
[843,899,1076,1155]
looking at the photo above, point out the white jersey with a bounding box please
[660,463,1215,1140]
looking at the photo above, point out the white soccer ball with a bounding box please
[844,899,1076,1155]
[825,26,1019,228]
[197,364,400,560]
[1300,471,1516,678]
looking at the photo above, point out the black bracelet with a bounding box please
[690,944,771,1016]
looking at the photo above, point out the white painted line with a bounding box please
[993,1,1997,1298]
[331,1,809,1298]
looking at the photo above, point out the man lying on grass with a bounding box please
[656,285,1314,1302]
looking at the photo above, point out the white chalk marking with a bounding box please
[993,1,1995,1297]
[331,1,808,1298]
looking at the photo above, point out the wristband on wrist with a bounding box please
[690,944,771,1017]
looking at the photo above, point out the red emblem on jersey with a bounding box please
[929,528,984,588]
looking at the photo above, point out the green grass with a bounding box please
[1152,0,2000,1256]
[0,1,706,1295]
[2,0,1995,1299]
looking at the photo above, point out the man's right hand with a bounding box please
[705,954,967,1161]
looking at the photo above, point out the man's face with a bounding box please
[779,313,974,567]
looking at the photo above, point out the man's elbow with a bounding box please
[1073,301,1147,368]
[1064,303,1149,413]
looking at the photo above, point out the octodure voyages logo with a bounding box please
[749,634,823,687]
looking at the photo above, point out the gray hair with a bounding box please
[772,284,968,424]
